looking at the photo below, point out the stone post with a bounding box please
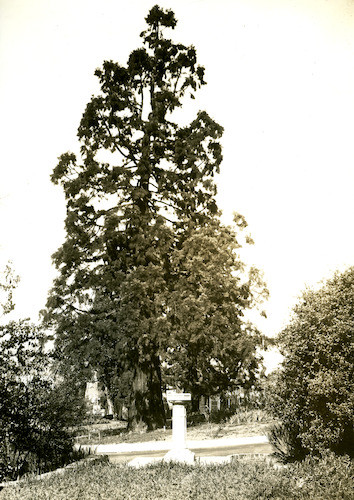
[164,391,195,464]
[172,402,187,449]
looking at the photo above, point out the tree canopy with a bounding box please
[164,216,267,402]
[268,266,354,461]
[45,5,267,429]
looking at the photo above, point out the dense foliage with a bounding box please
[0,265,87,482]
[1,454,353,500]
[164,217,267,403]
[45,5,267,429]
[268,266,354,461]
[0,320,87,481]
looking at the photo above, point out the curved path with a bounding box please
[89,436,273,464]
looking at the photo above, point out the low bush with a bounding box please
[228,409,273,426]
[268,422,307,463]
[208,407,234,424]
[187,412,206,426]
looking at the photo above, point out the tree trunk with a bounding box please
[128,354,166,430]
[191,394,200,413]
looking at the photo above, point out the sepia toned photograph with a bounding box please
[0,1,353,498]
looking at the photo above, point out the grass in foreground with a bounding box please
[1,454,352,500]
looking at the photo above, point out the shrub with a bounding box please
[268,267,354,461]
[208,408,234,424]
[187,412,206,426]
[228,409,273,425]
[268,422,307,463]
[0,320,87,481]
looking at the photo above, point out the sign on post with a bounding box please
[166,391,191,404]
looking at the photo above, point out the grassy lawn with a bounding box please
[76,421,274,445]
[2,413,351,499]
[1,454,352,500]
[76,410,275,445]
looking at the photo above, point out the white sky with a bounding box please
[1,0,353,345]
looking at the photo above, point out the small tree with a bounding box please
[268,267,354,461]
[0,266,87,481]
[164,216,268,408]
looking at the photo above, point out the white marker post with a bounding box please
[164,391,195,464]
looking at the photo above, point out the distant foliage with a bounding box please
[0,262,19,317]
[268,266,354,461]
[228,409,273,426]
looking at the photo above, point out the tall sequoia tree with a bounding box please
[45,6,224,429]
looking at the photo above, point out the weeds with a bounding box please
[228,410,272,426]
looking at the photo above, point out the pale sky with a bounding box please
[1,0,353,347]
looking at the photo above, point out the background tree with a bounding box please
[268,266,354,462]
[164,216,268,409]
